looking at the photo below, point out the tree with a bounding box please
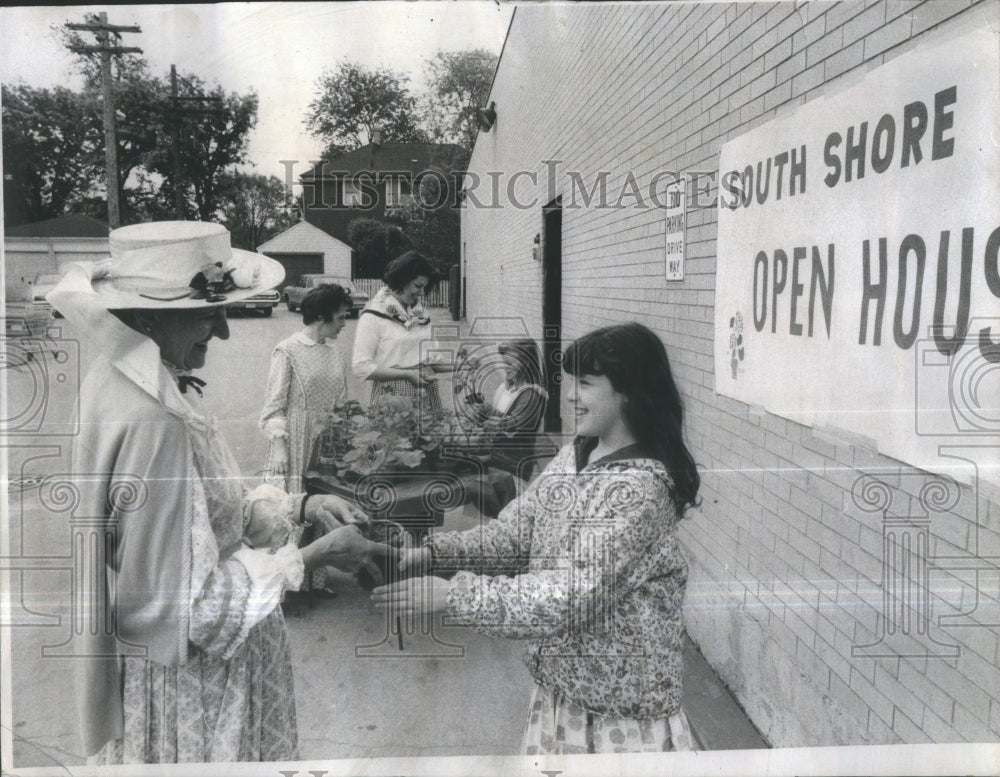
[422,49,497,150]
[396,166,462,275]
[1,84,104,225]
[56,17,259,223]
[348,217,411,278]
[59,16,162,224]
[138,72,259,221]
[216,171,298,250]
[305,62,426,156]
[386,144,466,274]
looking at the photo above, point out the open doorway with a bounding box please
[542,197,562,433]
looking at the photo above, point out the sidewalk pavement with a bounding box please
[682,635,769,750]
[285,499,768,758]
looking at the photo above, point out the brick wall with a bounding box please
[462,0,1000,746]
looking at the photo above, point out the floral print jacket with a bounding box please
[429,438,688,719]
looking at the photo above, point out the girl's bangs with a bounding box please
[563,336,605,377]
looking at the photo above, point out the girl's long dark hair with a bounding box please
[562,322,700,511]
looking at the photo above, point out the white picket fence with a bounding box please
[353,278,450,307]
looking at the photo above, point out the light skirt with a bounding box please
[521,683,697,755]
[91,609,297,763]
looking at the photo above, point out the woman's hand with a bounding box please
[271,438,289,476]
[481,415,503,432]
[406,366,437,388]
[371,576,452,616]
[397,545,432,578]
[300,525,394,581]
[306,494,367,533]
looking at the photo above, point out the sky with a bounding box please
[0,2,514,183]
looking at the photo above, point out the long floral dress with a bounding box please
[260,331,348,492]
[79,351,305,763]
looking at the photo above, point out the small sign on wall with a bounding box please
[664,177,685,281]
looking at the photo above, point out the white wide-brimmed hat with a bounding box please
[82,221,284,309]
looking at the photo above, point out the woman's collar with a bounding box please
[293,330,328,347]
[573,436,650,471]
[110,336,198,416]
[369,285,415,325]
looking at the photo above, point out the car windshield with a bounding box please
[311,277,354,291]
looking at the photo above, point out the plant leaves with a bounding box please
[394,450,425,468]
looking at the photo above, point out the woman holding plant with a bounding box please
[48,222,388,763]
[352,251,451,412]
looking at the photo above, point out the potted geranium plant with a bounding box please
[313,394,496,482]
[332,395,426,481]
[314,400,366,473]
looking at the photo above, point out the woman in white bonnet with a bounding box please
[48,221,393,763]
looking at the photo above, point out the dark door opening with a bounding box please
[542,198,562,433]
[262,252,324,293]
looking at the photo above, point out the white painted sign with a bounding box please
[715,25,1000,485]
[665,177,686,281]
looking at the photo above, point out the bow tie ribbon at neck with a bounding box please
[177,375,207,396]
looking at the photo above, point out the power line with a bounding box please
[64,12,142,228]
[168,64,224,219]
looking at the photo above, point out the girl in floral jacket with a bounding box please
[374,322,701,754]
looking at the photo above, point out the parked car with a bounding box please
[283,275,369,316]
[227,289,280,316]
[29,272,64,317]
[3,299,56,361]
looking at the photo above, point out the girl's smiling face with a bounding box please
[569,372,627,439]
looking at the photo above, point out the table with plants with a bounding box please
[305,395,517,538]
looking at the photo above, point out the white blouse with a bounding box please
[351,302,445,378]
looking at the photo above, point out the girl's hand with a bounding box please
[371,576,452,616]
[301,525,393,579]
[306,495,368,533]
[397,546,431,578]
[271,438,289,475]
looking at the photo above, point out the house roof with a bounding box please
[300,142,466,181]
[257,219,352,252]
[5,214,110,238]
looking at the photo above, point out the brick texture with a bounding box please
[461,0,998,746]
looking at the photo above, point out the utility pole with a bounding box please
[66,13,141,229]
[168,65,223,219]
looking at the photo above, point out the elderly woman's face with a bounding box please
[150,306,230,370]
